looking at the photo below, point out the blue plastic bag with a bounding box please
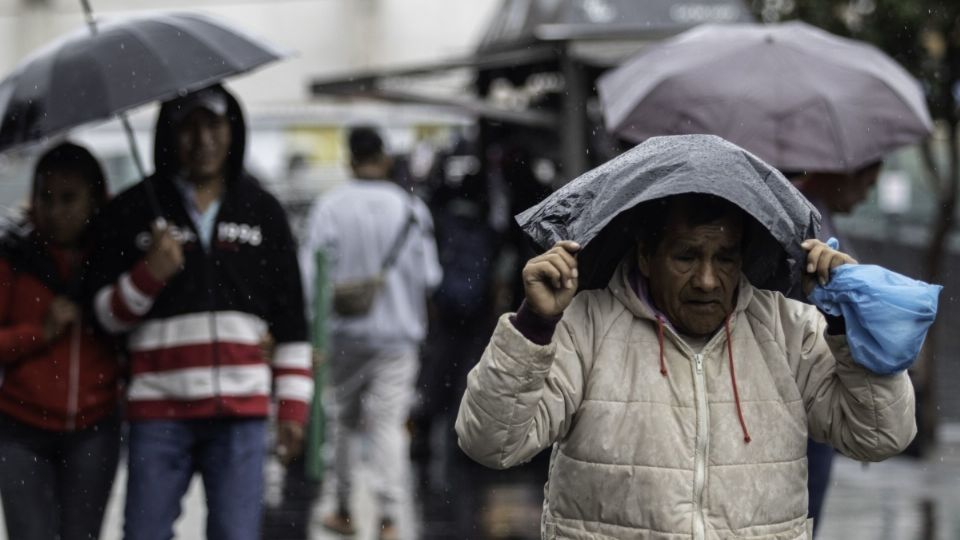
[808,240,942,375]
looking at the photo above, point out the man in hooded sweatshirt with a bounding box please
[456,192,917,539]
[87,84,313,540]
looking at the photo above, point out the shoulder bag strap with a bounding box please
[379,201,418,273]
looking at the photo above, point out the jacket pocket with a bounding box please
[731,519,809,539]
[546,515,627,539]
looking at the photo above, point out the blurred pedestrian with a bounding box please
[412,140,499,476]
[456,137,917,539]
[0,142,121,540]
[410,144,503,536]
[300,126,441,540]
[791,162,880,243]
[790,160,881,535]
[86,84,313,540]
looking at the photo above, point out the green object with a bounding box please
[306,250,330,482]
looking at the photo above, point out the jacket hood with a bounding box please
[152,84,247,183]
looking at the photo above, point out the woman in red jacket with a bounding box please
[0,142,121,540]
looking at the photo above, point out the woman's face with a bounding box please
[33,171,96,246]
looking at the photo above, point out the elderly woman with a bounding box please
[455,137,916,540]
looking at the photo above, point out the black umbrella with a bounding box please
[0,6,287,213]
[516,134,821,293]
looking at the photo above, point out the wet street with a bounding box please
[305,425,960,539]
[817,425,960,540]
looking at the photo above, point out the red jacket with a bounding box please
[0,240,120,431]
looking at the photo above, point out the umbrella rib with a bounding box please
[602,23,933,171]
[88,14,277,110]
[121,18,211,96]
[769,45,851,171]
[818,94,854,171]
[716,45,785,151]
[608,38,759,135]
[776,37,931,131]
[152,15,278,87]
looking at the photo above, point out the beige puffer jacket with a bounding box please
[456,262,916,539]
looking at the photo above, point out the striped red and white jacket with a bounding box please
[89,172,313,425]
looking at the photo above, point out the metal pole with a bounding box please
[79,0,97,34]
[78,0,162,217]
[560,43,587,186]
[120,119,151,187]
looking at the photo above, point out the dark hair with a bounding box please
[32,142,108,209]
[348,126,384,165]
[637,194,746,255]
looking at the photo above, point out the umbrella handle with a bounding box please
[79,0,98,34]
[120,114,163,219]
[78,0,162,218]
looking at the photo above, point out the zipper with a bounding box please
[197,204,223,415]
[692,352,709,540]
[66,319,81,431]
[657,317,736,539]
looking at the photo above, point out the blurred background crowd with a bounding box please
[0,0,959,539]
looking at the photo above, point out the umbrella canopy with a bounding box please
[598,21,932,173]
[516,134,820,293]
[0,11,286,152]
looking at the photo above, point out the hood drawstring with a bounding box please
[655,315,668,377]
[724,315,752,443]
[653,313,751,443]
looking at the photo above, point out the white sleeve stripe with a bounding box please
[128,365,271,401]
[275,375,314,402]
[273,343,312,370]
[119,273,154,316]
[95,286,133,334]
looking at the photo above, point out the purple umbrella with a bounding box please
[598,21,932,173]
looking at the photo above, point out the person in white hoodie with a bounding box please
[299,126,442,540]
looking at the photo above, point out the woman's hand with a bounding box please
[43,296,79,343]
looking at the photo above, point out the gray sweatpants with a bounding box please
[328,341,418,520]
